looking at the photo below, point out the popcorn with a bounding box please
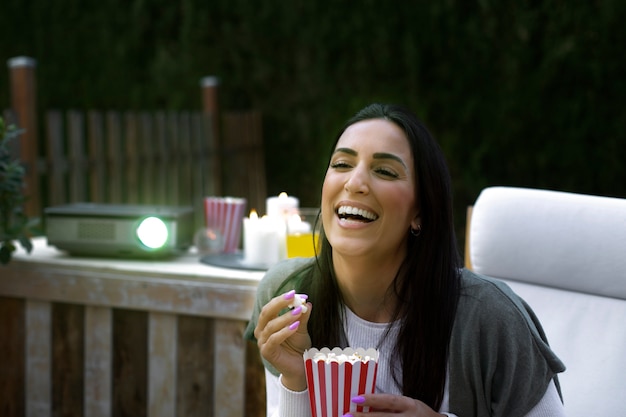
[288,293,309,313]
[304,347,379,416]
[312,351,375,364]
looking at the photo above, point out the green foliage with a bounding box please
[1,1,625,247]
[0,117,35,264]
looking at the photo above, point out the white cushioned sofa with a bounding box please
[466,186,626,417]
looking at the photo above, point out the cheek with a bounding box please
[320,185,332,232]
[386,186,417,221]
[321,176,330,203]
[321,172,339,202]
[321,174,341,225]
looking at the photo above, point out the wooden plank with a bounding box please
[176,315,214,417]
[154,112,168,205]
[0,297,25,417]
[106,111,123,203]
[245,340,266,417]
[113,309,147,417]
[148,312,177,417]
[190,113,208,228]
[87,111,106,203]
[190,111,222,228]
[84,306,112,417]
[242,112,256,206]
[202,112,220,198]
[213,319,246,417]
[166,112,181,205]
[45,110,67,206]
[244,111,266,215]
[139,112,155,205]
[220,113,241,201]
[124,112,140,204]
[25,300,51,417]
[68,110,87,203]
[52,302,84,417]
[0,264,258,321]
[200,78,222,197]
[221,111,266,213]
[178,111,193,209]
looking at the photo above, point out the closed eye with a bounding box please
[330,161,352,170]
[375,167,399,178]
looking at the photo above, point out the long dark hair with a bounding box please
[301,103,462,409]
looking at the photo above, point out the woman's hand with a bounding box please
[254,289,312,391]
[344,393,444,417]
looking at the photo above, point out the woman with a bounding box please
[245,103,565,416]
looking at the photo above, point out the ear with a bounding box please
[410,213,421,231]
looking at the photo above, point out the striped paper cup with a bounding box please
[304,347,379,417]
[203,197,247,253]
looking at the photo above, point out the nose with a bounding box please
[344,166,369,194]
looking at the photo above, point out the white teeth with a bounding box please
[337,206,378,220]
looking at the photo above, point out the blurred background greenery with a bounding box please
[1,0,624,244]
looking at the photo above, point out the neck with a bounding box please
[332,251,403,323]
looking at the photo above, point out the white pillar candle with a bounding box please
[243,210,287,267]
[266,192,299,219]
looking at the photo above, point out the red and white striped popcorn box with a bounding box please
[304,347,379,417]
[203,197,247,253]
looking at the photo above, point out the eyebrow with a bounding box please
[333,147,408,169]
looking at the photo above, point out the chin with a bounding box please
[328,238,373,258]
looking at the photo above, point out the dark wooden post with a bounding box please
[200,76,222,196]
[8,56,40,217]
[200,76,219,133]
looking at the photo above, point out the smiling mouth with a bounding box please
[337,205,378,222]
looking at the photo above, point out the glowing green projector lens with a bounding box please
[136,217,169,249]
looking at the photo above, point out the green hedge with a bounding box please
[2,0,625,246]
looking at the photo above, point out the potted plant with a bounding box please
[0,115,37,264]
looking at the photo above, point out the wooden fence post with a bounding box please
[200,76,219,135]
[8,56,40,217]
[200,76,222,196]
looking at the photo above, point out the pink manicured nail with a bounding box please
[288,321,300,331]
[351,395,365,404]
[342,414,354,417]
[291,306,302,316]
[284,290,296,300]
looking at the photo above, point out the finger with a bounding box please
[350,393,409,413]
[256,294,313,348]
[261,318,300,350]
[255,290,302,339]
[258,290,295,322]
[258,317,305,362]
[255,307,301,346]
[349,394,434,416]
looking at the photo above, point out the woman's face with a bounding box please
[321,119,420,259]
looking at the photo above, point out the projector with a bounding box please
[45,203,194,257]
